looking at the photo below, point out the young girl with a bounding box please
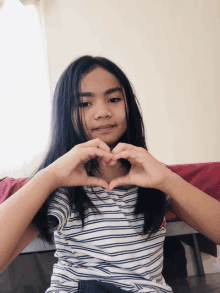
[1,56,220,293]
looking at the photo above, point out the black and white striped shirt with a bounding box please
[46,185,173,293]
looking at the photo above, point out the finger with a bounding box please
[102,158,115,166]
[83,138,111,153]
[111,142,137,155]
[108,175,131,191]
[108,158,117,166]
[86,177,109,189]
[80,147,114,164]
[113,150,140,164]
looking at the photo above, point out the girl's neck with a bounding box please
[95,161,128,183]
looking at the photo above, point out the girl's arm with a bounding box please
[108,143,220,244]
[161,172,220,245]
[0,138,116,272]
[0,169,58,272]
[0,223,39,273]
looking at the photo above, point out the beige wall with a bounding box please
[41,0,220,165]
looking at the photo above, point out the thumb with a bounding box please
[86,176,109,190]
[108,175,131,191]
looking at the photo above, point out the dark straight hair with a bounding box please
[29,55,166,245]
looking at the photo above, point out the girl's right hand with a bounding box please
[45,138,114,189]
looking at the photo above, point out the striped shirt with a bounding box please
[45,185,173,293]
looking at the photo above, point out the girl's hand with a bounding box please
[108,143,173,191]
[45,138,114,189]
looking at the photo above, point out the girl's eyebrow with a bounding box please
[78,87,122,97]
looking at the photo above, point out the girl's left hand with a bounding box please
[108,143,173,191]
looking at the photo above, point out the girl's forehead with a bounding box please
[80,67,120,92]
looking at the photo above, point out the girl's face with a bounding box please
[77,67,127,149]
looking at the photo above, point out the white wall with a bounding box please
[42,0,220,165]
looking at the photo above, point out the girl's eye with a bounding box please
[79,102,91,108]
[79,98,121,108]
[109,98,121,103]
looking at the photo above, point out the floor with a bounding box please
[168,273,220,293]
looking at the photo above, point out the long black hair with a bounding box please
[29,55,166,245]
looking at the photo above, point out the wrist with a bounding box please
[38,168,61,191]
[158,170,180,195]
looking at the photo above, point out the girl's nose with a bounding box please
[94,102,112,119]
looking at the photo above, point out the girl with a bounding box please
[1,56,220,293]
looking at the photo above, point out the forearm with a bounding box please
[0,169,58,269]
[161,172,220,244]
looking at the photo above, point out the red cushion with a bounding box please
[165,161,220,220]
[166,162,220,201]
[0,177,29,204]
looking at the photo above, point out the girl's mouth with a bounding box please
[96,126,115,133]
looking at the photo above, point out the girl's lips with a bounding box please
[95,126,115,133]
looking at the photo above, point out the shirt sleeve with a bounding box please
[47,187,71,232]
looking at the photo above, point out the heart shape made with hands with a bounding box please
[93,148,140,191]
[99,156,130,191]
[94,143,172,192]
